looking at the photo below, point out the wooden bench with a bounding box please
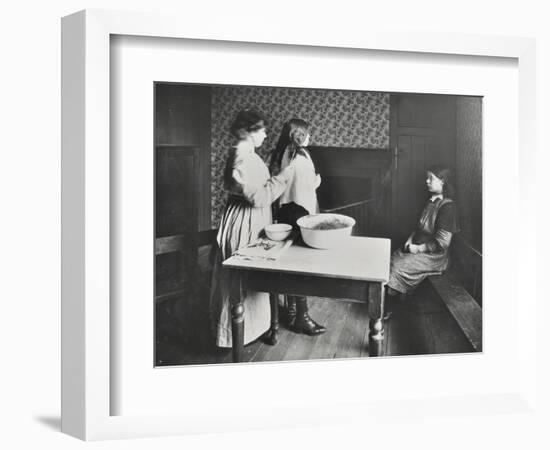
[426,236,483,352]
[155,230,221,305]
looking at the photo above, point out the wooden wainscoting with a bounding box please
[155,145,201,302]
[321,198,376,237]
[308,146,392,237]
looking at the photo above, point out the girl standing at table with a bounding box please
[209,109,295,348]
[387,165,460,300]
[269,118,326,336]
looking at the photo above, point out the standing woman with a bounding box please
[210,109,295,348]
[269,118,326,336]
[387,165,460,300]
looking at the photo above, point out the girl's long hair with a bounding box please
[427,164,455,199]
[270,118,310,172]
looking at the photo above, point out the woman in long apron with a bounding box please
[209,109,295,348]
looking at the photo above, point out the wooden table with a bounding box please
[222,236,391,362]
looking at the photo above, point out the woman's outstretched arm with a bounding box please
[231,164,295,208]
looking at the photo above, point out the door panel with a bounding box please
[155,146,200,301]
[390,94,456,245]
[155,83,212,231]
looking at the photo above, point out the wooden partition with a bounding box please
[308,146,392,237]
[155,145,201,302]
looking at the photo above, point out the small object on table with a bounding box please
[297,213,356,249]
[265,223,293,241]
[232,235,294,262]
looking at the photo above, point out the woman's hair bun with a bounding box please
[229,109,265,138]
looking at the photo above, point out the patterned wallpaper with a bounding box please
[210,86,390,226]
[456,97,483,250]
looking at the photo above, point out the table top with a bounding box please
[223,236,391,283]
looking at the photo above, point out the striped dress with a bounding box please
[209,140,291,347]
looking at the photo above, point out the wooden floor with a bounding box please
[155,281,475,367]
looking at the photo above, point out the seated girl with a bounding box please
[386,165,460,307]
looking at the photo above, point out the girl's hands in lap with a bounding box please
[407,244,421,254]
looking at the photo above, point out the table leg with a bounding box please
[230,270,244,362]
[262,293,279,346]
[367,282,385,357]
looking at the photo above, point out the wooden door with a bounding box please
[155,83,212,231]
[390,94,456,245]
[155,145,200,302]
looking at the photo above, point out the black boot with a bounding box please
[292,297,326,336]
[261,293,280,346]
[285,295,297,328]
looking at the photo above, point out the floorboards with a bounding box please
[155,282,475,367]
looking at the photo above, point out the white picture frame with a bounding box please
[61,9,537,441]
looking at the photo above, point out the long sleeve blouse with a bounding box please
[225,140,292,208]
[412,198,460,253]
[279,147,320,215]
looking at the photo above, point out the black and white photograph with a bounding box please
[154,83,483,366]
[4,0,546,447]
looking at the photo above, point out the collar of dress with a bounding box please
[430,194,443,202]
[235,139,255,155]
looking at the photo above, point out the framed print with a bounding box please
[61,9,537,440]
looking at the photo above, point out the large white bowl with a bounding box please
[297,213,356,249]
[265,223,292,241]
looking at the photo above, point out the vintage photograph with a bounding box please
[154,83,482,366]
